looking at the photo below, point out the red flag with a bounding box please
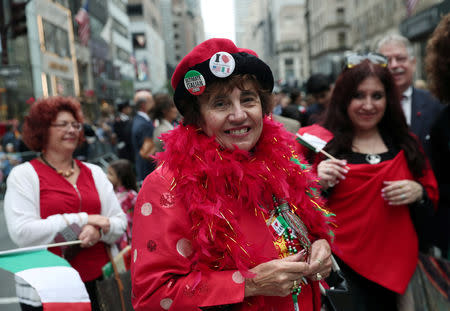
[75,2,90,46]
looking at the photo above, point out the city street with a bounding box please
[0,201,21,311]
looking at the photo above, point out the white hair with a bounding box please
[376,33,415,59]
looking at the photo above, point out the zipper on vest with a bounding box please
[73,184,82,212]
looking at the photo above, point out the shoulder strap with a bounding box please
[106,246,127,311]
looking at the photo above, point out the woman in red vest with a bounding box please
[4,96,127,311]
[304,55,438,310]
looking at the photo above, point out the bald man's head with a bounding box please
[134,90,155,113]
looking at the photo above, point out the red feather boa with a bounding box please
[156,117,332,274]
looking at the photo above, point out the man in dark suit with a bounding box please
[378,34,443,159]
[378,34,444,254]
[131,90,156,182]
[113,100,134,163]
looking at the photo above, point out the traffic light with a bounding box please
[11,2,28,38]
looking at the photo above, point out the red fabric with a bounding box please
[132,168,319,311]
[31,159,108,282]
[43,302,91,311]
[131,117,330,310]
[327,151,438,294]
[155,117,332,273]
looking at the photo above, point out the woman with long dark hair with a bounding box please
[298,55,438,310]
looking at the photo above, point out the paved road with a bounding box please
[0,201,22,311]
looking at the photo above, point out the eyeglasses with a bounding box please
[51,122,83,131]
[344,52,388,69]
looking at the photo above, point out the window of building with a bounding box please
[127,4,143,16]
[337,7,345,23]
[132,33,146,49]
[151,16,158,28]
[285,58,294,66]
[338,32,346,48]
[43,20,70,58]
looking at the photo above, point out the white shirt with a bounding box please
[401,86,413,126]
[4,162,127,247]
[137,111,151,122]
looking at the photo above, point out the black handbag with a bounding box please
[54,223,82,261]
[320,256,349,311]
[95,247,134,311]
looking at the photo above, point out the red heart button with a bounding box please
[222,55,229,63]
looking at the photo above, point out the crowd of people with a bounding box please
[1,14,449,311]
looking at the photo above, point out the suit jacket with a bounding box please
[113,116,134,162]
[131,114,155,181]
[410,88,443,159]
[430,105,450,253]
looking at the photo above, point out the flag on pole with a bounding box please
[404,0,419,17]
[296,124,336,160]
[75,1,90,46]
[0,250,91,311]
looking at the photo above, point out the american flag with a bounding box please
[75,2,90,46]
[405,0,419,17]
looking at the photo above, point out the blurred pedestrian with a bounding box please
[281,89,306,123]
[377,34,443,160]
[131,90,156,183]
[107,159,137,251]
[151,93,179,153]
[301,54,438,310]
[4,96,127,311]
[113,100,134,162]
[131,38,333,311]
[1,124,19,150]
[426,13,450,259]
[303,74,333,126]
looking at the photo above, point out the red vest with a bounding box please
[31,159,108,281]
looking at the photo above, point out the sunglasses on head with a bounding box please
[344,52,388,69]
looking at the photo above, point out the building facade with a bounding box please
[273,0,308,88]
[307,0,351,79]
[128,0,167,93]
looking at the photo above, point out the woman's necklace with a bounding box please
[365,153,381,164]
[353,136,385,165]
[41,154,75,177]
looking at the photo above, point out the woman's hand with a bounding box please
[305,239,332,281]
[245,252,309,297]
[79,224,101,248]
[382,180,423,205]
[87,214,110,234]
[317,159,349,190]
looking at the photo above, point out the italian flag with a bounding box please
[0,250,91,311]
[296,124,336,160]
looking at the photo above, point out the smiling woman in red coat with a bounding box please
[130,38,334,311]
